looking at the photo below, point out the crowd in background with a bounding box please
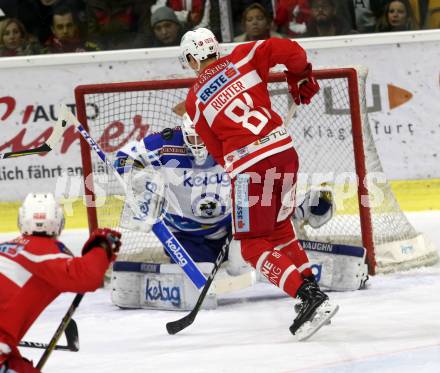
[0,0,438,57]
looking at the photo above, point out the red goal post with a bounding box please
[75,67,437,276]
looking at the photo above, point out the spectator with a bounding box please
[0,1,45,42]
[149,6,184,47]
[151,0,204,28]
[0,17,42,56]
[274,0,311,37]
[376,0,418,31]
[353,0,388,33]
[86,0,148,50]
[35,0,82,45]
[305,0,358,36]
[231,0,274,36]
[151,1,221,41]
[45,5,98,53]
[234,3,283,42]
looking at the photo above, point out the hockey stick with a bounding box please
[166,234,230,335]
[59,104,207,289]
[284,101,298,126]
[0,117,67,159]
[165,101,298,333]
[19,319,79,352]
[36,293,83,369]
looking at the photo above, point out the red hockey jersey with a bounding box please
[0,235,110,359]
[185,37,309,178]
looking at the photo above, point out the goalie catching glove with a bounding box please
[82,228,122,261]
[295,186,334,229]
[285,63,320,105]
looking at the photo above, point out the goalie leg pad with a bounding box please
[300,240,369,291]
[111,262,217,311]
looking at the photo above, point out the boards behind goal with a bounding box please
[75,66,437,275]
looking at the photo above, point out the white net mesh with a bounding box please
[76,67,437,272]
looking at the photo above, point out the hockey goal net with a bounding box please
[75,67,437,275]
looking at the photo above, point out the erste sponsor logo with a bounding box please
[197,64,239,104]
[0,243,24,257]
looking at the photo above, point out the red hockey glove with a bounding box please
[82,228,122,261]
[285,63,320,105]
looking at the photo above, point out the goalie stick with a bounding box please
[0,117,67,159]
[166,234,230,335]
[19,319,79,352]
[36,293,83,369]
[58,104,207,289]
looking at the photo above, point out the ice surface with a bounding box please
[3,211,439,373]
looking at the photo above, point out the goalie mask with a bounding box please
[18,193,65,237]
[182,113,208,165]
[179,28,220,70]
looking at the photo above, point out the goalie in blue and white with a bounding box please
[112,112,367,311]
[115,114,231,264]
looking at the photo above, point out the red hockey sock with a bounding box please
[249,250,304,298]
[280,239,314,279]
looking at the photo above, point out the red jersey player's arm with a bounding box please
[249,37,310,81]
[186,97,225,166]
[29,248,110,293]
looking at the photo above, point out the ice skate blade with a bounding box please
[296,303,339,342]
[295,304,331,326]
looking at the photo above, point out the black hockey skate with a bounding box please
[290,280,338,341]
[294,275,317,314]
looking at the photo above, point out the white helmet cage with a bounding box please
[179,28,220,70]
[182,113,208,165]
[18,193,65,237]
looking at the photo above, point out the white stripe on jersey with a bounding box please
[256,251,270,273]
[0,255,31,287]
[227,141,294,179]
[193,98,201,125]
[203,70,262,125]
[20,250,71,263]
[235,40,264,68]
[297,262,311,273]
[194,39,263,126]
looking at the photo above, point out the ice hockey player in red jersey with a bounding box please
[181,28,338,340]
[0,193,121,372]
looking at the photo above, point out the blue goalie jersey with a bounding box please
[116,127,231,241]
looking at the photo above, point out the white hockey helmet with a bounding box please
[179,28,220,70]
[18,193,65,237]
[114,141,146,174]
[182,113,208,165]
